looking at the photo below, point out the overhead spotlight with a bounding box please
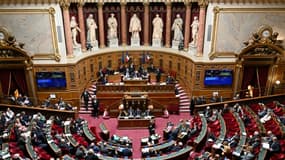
[275,80,280,85]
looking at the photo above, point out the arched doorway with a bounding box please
[234,25,284,98]
[0,27,37,104]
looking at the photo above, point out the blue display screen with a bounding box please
[36,72,67,88]
[204,70,233,86]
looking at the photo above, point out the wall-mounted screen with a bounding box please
[204,69,233,86]
[36,72,67,89]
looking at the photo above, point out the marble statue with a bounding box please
[129,13,141,39]
[107,13,118,40]
[190,16,199,46]
[152,14,163,40]
[86,14,98,46]
[171,14,183,42]
[70,16,81,46]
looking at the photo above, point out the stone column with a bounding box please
[183,1,192,51]
[61,1,73,57]
[77,2,86,51]
[97,2,105,48]
[233,63,242,96]
[120,2,127,46]
[143,1,150,46]
[164,1,172,48]
[196,0,208,56]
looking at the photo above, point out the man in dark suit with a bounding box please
[92,97,99,118]
[81,88,91,111]
[156,68,161,83]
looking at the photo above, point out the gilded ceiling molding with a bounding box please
[209,7,285,60]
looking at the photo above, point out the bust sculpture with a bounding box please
[152,14,163,40]
[129,13,141,39]
[171,14,183,42]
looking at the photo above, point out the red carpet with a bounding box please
[80,113,192,159]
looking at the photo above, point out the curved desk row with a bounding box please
[194,113,207,150]
[232,112,247,157]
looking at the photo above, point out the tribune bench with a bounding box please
[99,123,110,141]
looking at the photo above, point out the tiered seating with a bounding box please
[232,112,246,157]
[193,113,207,150]
[222,111,240,138]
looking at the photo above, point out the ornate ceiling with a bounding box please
[0,0,283,5]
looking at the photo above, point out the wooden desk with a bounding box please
[124,79,148,85]
[117,118,151,129]
[194,113,208,151]
[96,84,179,117]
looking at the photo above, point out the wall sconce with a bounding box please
[275,80,280,85]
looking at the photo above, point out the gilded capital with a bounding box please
[143,0,149,6]
[198,0,208,8]
[184,0,192,6]
[59,0,70,10]
[77,1,85,8]
[97,2,104,7]
[120,0,127,6]
[164,0,172,6]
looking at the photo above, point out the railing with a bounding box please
[194,93,285,112]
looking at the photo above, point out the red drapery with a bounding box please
[241,65,269,97]
[0,69,28,97]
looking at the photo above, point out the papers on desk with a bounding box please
[262,142,270,149]
[232,151,240,156]
[46,120,52,125]
[65,133,72,137]
[64,121,71,126]
[242,132,247,136]
[213,143,222,149]
[160,82,166,85]
[47,140,53,144]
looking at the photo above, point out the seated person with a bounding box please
[241,146,255,160]
[208,109,218,122]
[260,110,272,123]
[171,141,183,152]
[233,103,244,116]
[258,103,268,118]
[166,74,174,84]
[263,130,275,145]
[242,114,251,127]
[269,137,281,153]
[227,132,240,148]
[135,107,141,117]
[128,106,135,117]
[203,106,212,119]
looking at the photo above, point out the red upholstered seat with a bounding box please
[270,153,285,160]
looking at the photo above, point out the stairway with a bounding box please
[79,83,96,114]
[175,84,191,113]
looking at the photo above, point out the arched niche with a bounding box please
[0,26,37,105]
[234,25,284,97]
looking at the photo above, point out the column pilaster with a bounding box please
[165,1,172,48]
[24,60,38,106]
[196,0,208,56]
[60,1,73,57]
[97,2,105,48]
[120,2,127,46]
[183,1,192,51]
[143,1,150,46]
[77,2,86,51]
